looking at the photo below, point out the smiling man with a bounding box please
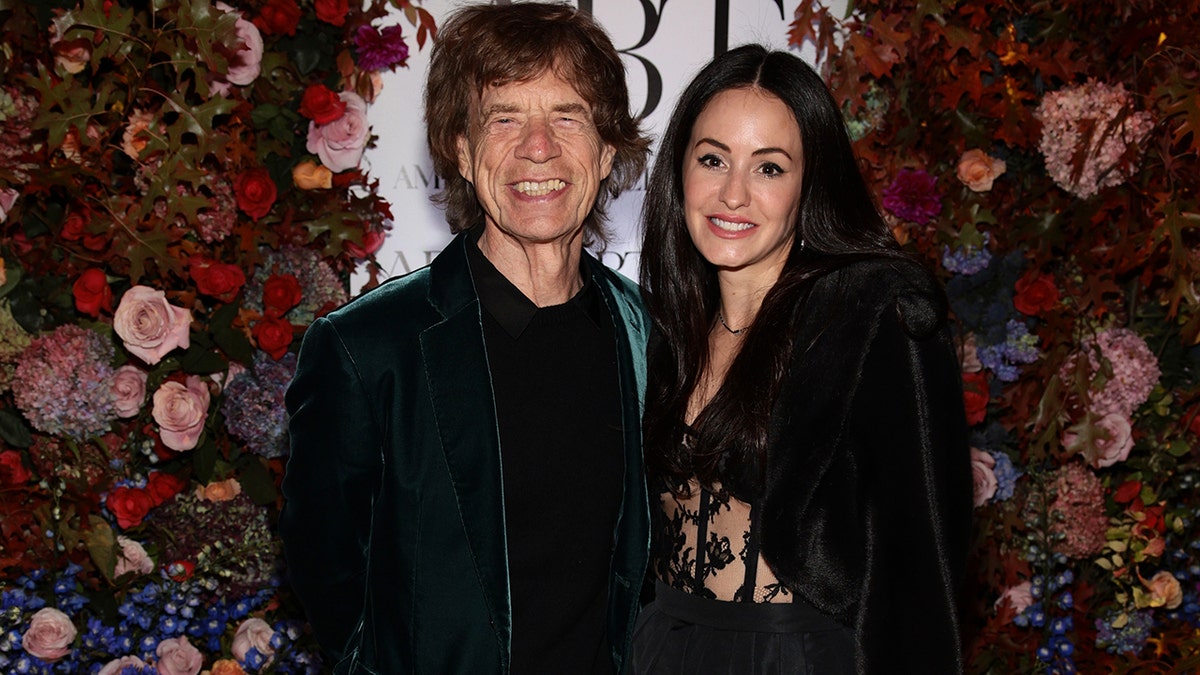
[279,3,652,674]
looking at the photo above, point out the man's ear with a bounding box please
[456,135,473,183]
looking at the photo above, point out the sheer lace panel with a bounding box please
[654,480,792,603]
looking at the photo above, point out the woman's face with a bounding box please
[681,87,804,284]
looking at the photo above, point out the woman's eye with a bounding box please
[698,154,723,169]
[760,162,785,177]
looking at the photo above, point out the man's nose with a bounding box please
[514,118,562,162]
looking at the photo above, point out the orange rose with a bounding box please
[292,160,333,190]
[122,109,156,160]
[956,149,1006,192]
[210,660,247,675]
[195,477,242,502]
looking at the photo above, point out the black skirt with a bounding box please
[628,582,856,675]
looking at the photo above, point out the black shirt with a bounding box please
[467,234,624,675]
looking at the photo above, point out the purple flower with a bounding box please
[882,168,942,224]
[353,25,410,72]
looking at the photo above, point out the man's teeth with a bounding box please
[515,180,566,196]
[710,217,754,232]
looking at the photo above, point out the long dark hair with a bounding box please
[640,44,908,496]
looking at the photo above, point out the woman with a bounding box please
[632,45,972,674]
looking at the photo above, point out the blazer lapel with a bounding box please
[420,235,511,659]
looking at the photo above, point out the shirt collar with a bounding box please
[466,227,604,339]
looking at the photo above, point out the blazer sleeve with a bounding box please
[849,289,972,673]
[280,316,384,665]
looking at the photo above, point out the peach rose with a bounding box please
[114,536,155,578]
[156,636,204,675]
[1064,412,1134,469]
[995,581,1034,617]
[209,659,247,675]
[99,656,149,675]
[122,109,157,159]
[21,607,77,661]
[112,364,149,418]
[956,149,1006,192]
[971,448,998,507]
[292,160,333,190]
[152,375,211,452]
[114,286,192,365]
[306,92,369,172]
[196,477,242,502]
[232,618,276,664]
[1144,571,1183,609]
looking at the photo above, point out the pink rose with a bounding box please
[0,187,18,223]
[956,148,1006,192]
[957,333,982,374]
[99,656,149,675]
[232,617,276,664]
[155,636,204,675]
[995,581,1034,618]
[306,92,369,172]
[114,536,154,578]
[152,375,211,452]
[222,5,263,86]
[1144,570,1183,610]
[1064,412,1134,468]
[114,286,192,365]
[971,448,997,507]
[112,364,149,418]
[21,607,77,662]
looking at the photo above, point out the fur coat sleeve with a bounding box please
[760,259,973,674]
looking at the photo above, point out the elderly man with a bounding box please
[279,3,652,674]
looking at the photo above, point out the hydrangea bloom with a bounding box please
[882,168,942,224]
[977,319,1039,381]
[353,24,410,71]
[1095,608,1153,655]
[991,450,1021,502]
[12,324,117,438]
[244,246,348,325]
[1048,462,1108,559]
[942,232,993,275]
[1035,80,1154,199]
[222,353,295,458]
[1062,327,1160,417]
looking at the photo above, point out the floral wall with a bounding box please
[789,0,1200,672]
[0,0,433,673]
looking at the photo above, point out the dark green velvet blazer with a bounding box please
[279,232,651,674]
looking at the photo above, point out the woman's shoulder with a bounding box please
[806,256,946,339]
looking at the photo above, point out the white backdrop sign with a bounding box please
[354,0,846,292]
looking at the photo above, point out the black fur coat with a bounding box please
[760,259,973,674]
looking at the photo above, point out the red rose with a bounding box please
[60,211,87,241]
[167,560,196,581]
[73,268,113,317]
[345,229,385,259]
[253,316,294,359]
[0,450,31,486]
[299,83,348,125]
[1113,480,1142,504]
[106,486,155,529]
[190,257,247,303]
[313,0,349,27]
[1013,271,1060,316]
[234,168,277,220]
[82,231,109,252]
[962,371,990,425]
[146,470,187,506]
[252,0,301,35]
[262,273,302,318]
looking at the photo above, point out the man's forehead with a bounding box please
[477,72,591,110]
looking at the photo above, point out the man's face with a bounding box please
[456,71,616,246]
